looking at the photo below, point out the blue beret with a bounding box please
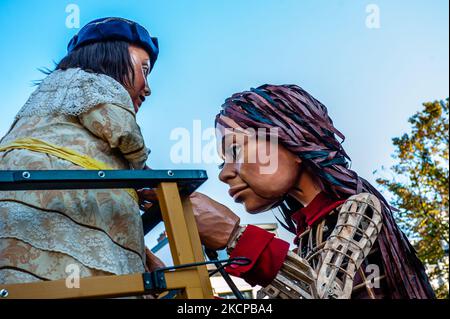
[67,17,159,69]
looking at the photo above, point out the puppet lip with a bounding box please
[228,184,248,199]
[134,100,143,112]
[136,95,145,107]
[233,193,246,203]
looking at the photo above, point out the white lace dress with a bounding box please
[0,68,151,284]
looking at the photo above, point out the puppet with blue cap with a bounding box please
[67,17,159,71]
[0,17,165,287]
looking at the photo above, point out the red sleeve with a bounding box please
[225,225,289,287]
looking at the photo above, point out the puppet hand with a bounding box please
[144,246,165,272]
[189,192,240,250]
[137,188,158,211]
[137,166,155,210]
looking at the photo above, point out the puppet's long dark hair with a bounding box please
[37,40,135,89]
[216,84,435,298]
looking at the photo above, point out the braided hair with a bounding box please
[216,84,383,199]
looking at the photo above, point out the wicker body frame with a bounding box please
[256,193,383,299]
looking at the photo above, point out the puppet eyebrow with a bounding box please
[220,134,230,155]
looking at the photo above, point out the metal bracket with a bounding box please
[143,271,167,292]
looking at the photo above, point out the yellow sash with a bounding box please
[0,138,139,203]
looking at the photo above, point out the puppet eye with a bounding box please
[142,65,149,76]
[227,144,241,161]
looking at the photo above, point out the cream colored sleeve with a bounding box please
[79,103,149,169]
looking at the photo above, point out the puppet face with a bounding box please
[216,118,302,213]
[127,45,151,113]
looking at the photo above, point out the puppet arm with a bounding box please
[79,103,149,169]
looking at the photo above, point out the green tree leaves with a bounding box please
[377,99,449,298]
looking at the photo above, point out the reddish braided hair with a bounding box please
[216,84,362,198]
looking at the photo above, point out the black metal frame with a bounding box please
[142,256,251,294]
[0,169,207,191]
[0,169,207,234]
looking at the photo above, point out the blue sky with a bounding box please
[0,0,448,256]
